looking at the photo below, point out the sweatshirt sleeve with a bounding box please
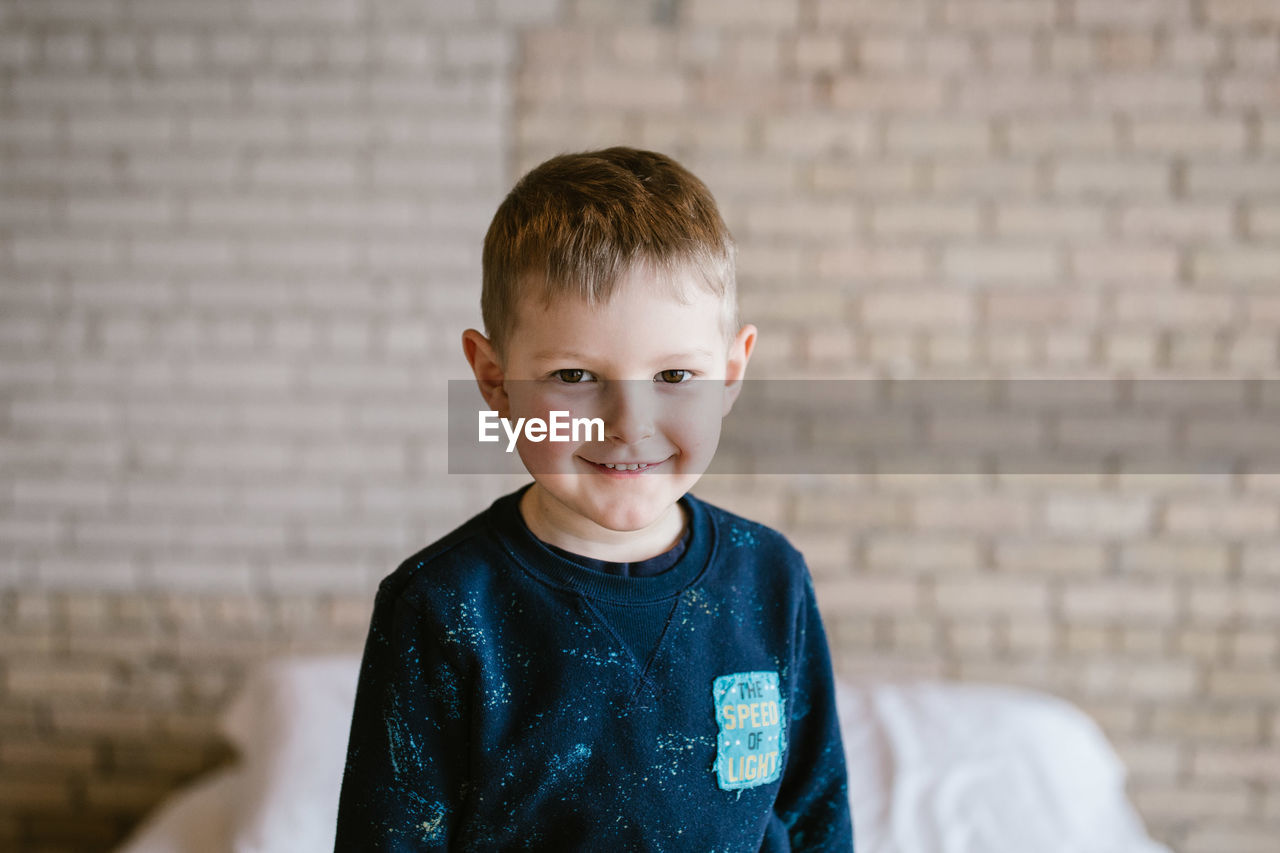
[771,572,855,852]
[334,586,469,852]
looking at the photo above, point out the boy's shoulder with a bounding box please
[374,492,512,609]
[690,491,803,562]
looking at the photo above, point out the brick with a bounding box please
[1164,32,1223,67]
[994,541,1106,574]
[789,33,845,72]
[128,153,239,186]
[1134,784,1253,821]
[1114,291,1236,327]
[65,195,176,227]
[921,35,974,71]
[1087,73,1207,111]
[1185,827,1280,853]
[858,34,918,70]
[865,536,983,572]
[814,245,929,282]
[1054,160,1170,197]
[1096,32,1159,69]
[994,204,1106,238]
[861,289,974,328]
[761,114,873,155]
[12,73,116,104]
[814,0,930,28]
[820,578,920,613]
[1129,118,1247,154]
[1241,545,1280,578]
[1215,74,1280,109]
[1193,249,1280,284]
[985,35,1037,68]
[942,0,1056,28]
[1121,542,1231,576]
[0,115,57,146]
[1063,624,1109,655]
[1074,0,1192,24]
[1151,708,1262,743]
[1186,163,1280,197]
[959,76,1077,113]
[1072,246,1178,282]
[1046,33,1093,71]
[442,30,514,68]
[809,160,921,196]
[1082,659,1196,698]
[1063,579,1178,621]
[1120,204,1233,240]
[1230,33,1280,68]
[933,575,1049,614]
[1103,331,1154,367]
[1005,618,1055,653]
[1248,203,1280,237]
[872,202,980,238]
[581,70,686,109]
[249,154,360,187]
[1166,499,1278,536]
[931,161,1038,196]
[743,200,857,239]
[0,30,37,66]
[12,477,116,511]
[639,115,751,153]
[1189,585,1280,624]
[1118,626,1164,655]
[943,245,1059,283]
[912,494,1036,532]
[11,235,122,267]
[885,118,990,154]
[685,0,799,27]
[1204,0,1280,26]
[830,75,946,112]
[1194,747,1280,782]
[1046,495,1153,537]
[1230,629,1278,664]
[7,660,118,697]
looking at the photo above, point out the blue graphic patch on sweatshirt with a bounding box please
[711,670,786,791]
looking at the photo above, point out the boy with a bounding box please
[335,147,853,851]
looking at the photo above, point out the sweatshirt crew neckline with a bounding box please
[486,484,715,604]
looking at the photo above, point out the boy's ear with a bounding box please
[462,329,509,416]
[721,323,757,417]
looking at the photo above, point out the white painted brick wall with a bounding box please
[3,0,1280,850]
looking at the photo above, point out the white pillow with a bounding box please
[219,655,362,853]
[836,681,1170,853]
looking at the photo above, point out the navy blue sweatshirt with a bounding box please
[335,486,853,851]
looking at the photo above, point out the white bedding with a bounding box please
[116,656,1169,853]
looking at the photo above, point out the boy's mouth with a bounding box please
[583,457,668,474]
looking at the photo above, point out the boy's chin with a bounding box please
[534,476,693,533]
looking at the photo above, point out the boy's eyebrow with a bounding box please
[530,347,718,362]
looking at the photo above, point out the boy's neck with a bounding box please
[519,485,688,563]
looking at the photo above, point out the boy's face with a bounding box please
[464,265,755,552]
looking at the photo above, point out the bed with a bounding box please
[115,655,1171,853]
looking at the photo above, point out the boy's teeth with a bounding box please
[603,462,648,470]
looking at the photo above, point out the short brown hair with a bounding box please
[480,147,736,358]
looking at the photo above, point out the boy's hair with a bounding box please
[481,146,737,358]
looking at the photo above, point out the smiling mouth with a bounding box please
[584,458,668,473]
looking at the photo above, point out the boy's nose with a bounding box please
[603,382,655,444]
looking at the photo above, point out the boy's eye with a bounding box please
[554,369,593,383]
[656,369,691,384]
